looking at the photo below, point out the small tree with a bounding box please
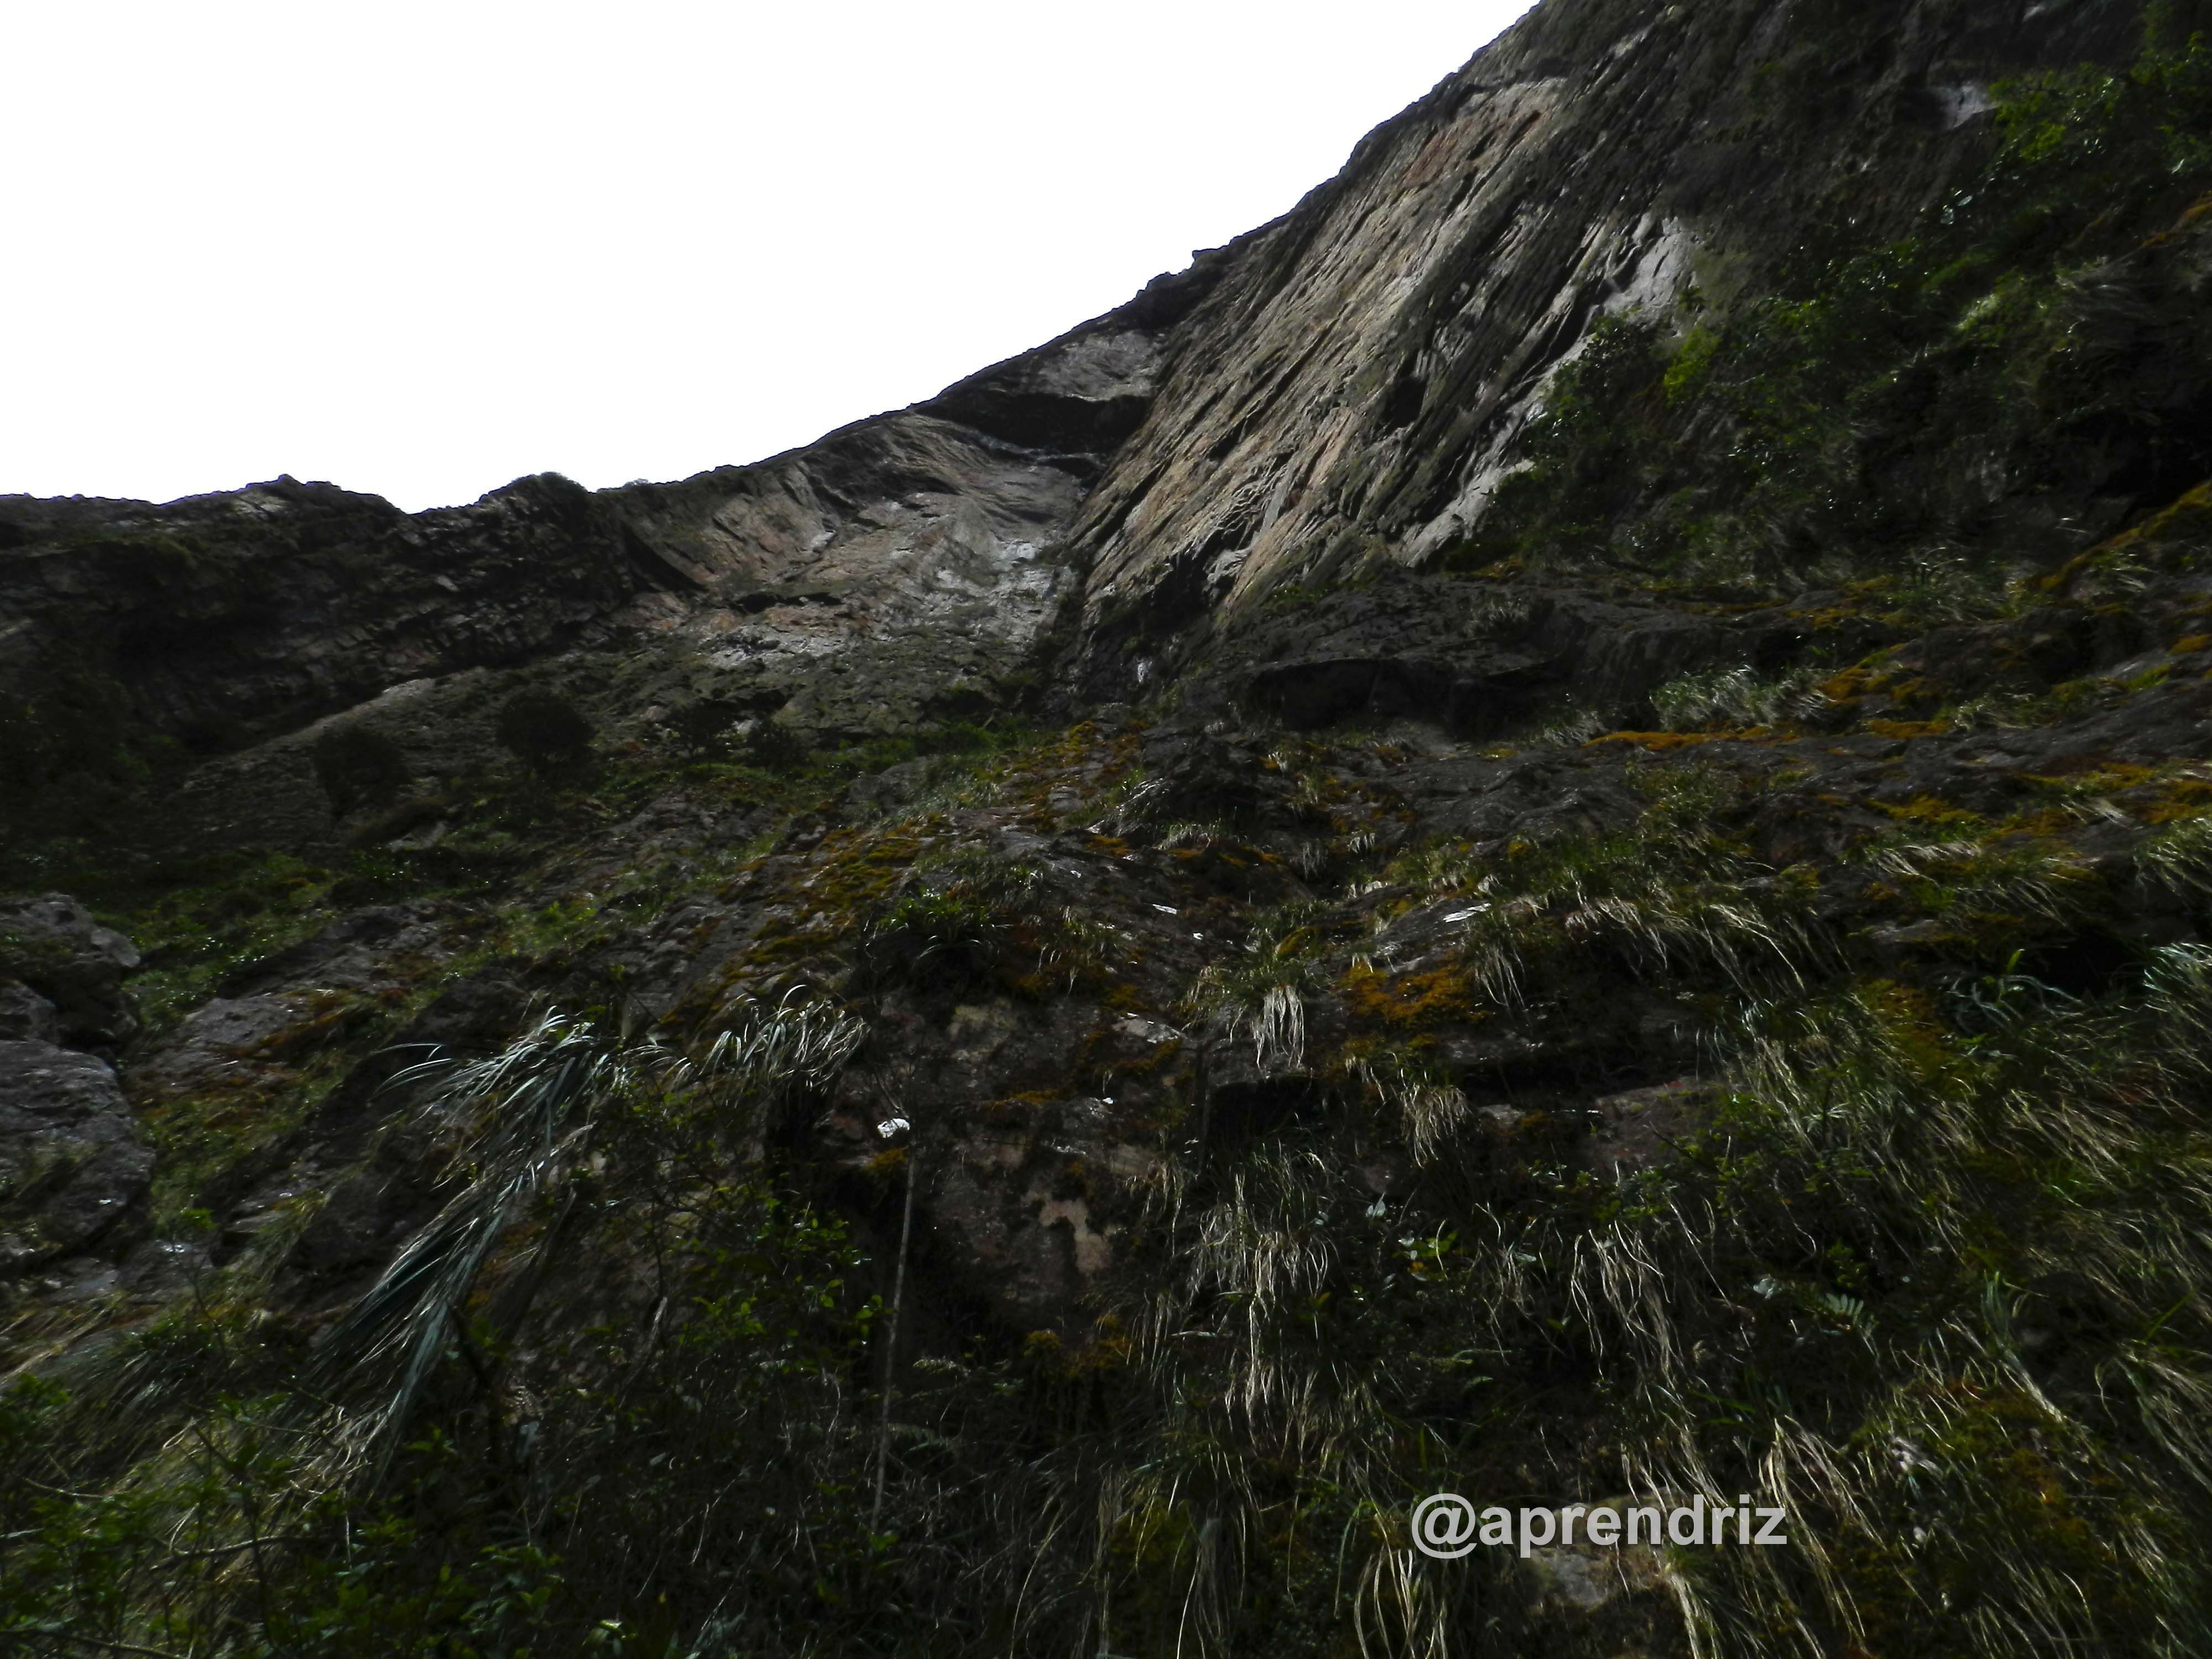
[743,717,808,773]
[497,690,593,778]
[312,723,410,818]
[667,700,742,759]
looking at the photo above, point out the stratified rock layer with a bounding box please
[0,1041,152,1270]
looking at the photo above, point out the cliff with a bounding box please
[7,2,2212,1656]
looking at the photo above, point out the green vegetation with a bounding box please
[741,713,810,772]
[9,691,2212,1656]
[1185,898,1335,1073]
[311,723,411,818]
[3,1000,880,1658]
[1650,662,1823,732]
[495,690,594,777]
[0,629,175,839]
[1449,32,2212,598]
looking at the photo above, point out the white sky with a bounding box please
[2,2,1533,513]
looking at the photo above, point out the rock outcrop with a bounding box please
[0,1041,152,1271]
[0,893,142,1051]
[0,263,1232,857]
[1060,0,2148,684]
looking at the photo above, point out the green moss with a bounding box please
[1447,33,2212,600]
[1662,321,1721,406]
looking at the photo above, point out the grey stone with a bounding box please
[0,894,141,1049]
[0,979,60,1045]
[131,994,317,1101]
[1585,1079,1715,1176]
[0,1040,154,1270]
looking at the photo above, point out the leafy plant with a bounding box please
[304,997,864,1484]
[743,714,810,773]
[1651,663,1824,732]
[495,690,593,777]
[311,722,411,818]
[1186,899,1333,1073]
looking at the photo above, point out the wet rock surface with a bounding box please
[0,893,142,1050]
[1057,0,2147,688]
[0,1040,153,1271]
[0,980,60,1045]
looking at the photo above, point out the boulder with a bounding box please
[0,1040,154,1271]
[0,979,61,1044]
[0,893,142,1050]
[1517,1495,1683,1658]
[129,993,323,1101]
[1584,1078,1716,1176]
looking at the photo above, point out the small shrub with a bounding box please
[860,889,999,987]
[1650,663,1822,731]
[744,717,810,773]
[311,723,410,817]
[496,690,593,777]
[0,637,159,838]
[667,699,744,759]
[856,855,1042,990]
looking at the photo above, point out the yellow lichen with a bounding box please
[2035,480,2212,593]
[1879,795,1985,828]
[1341,961,1483,1029]
[1586,730,1719,750]
[2146,778,2212,824]
[1866,718,1951,739]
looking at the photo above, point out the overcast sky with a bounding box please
[3,2,1533,513]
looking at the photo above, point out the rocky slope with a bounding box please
[7,2,2212,1656]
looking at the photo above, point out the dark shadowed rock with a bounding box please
[2,4,2208,1649]
[0,1040,153,1270]
[0,894,142,1050]
[1584,1078,1717,1176]
[0,980,60,1045]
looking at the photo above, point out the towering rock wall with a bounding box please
[0,0,2153,837]
[1062,0,2145,685]
[8,3,2212,1657]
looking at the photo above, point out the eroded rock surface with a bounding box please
[0,893,142,1050]
[0,1040,152,1270]
[1059,0,2146,687]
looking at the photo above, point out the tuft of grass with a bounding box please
[1186,900,1334,1073]
[303,995,864,1485]
[1651,663,1824,732]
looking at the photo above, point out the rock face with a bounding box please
[0,1041,152,1270]
[1058,0,2144,684]
[0,893,142,1050]
[7,2,2212,1655]
[0,981,60,1045]
[0,266,1229,855]
[0,1,2153,860]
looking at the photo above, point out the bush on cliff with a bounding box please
[1450,29,2212,596]
[743,716,809,773]
[495,690,593,778]
[0,637,153,839]
[310,724,410,818]
[665,698,743,759]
